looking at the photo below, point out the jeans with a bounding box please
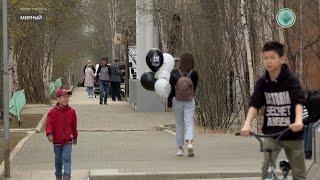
[304,123,315,156]
[54,144,72,176]
[261,138,306,180]
[99,80,110,103]
[173,97,195,147]
[111,82,121,101]
[87,86,94,97]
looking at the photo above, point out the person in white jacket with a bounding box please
[84,64,95,98]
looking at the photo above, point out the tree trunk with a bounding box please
[277,0,285,43]
[299,1,304,80]
[49,57,54,81]
[262,1,273,42]
[125,40,129,98]
[159,16,168,52]
[240,0,254,94]
[256,0,264,75]
[8,47,15,97]
[42,28,51,99]
[108,0,119,60]
[68,67,71,87]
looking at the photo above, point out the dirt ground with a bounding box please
[0,114,43,129]
[0,132,26,162]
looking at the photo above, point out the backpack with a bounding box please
[175,71,194,101]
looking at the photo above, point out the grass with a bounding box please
[0,132,26,162]
[0,114,43,129]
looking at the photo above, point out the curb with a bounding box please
[0,131,36,180]
[0,129,35,133]
[35,112,48,133]
[89,169,262,180]
[78,129,152,132]
[164,129,176,136]
[159,124,176,136]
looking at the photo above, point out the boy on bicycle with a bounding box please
[240,41,306,180]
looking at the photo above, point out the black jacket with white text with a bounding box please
[250,64,305,140]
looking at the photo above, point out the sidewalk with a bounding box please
[5,88,311,180]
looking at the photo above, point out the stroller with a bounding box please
[93,80,100,98]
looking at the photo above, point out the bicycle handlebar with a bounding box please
[235,128,291,137]
[250,128,291,138]
[235,128,292,152]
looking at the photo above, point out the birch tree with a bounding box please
[240,0,254,94]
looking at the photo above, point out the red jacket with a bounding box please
[46,104,78,145]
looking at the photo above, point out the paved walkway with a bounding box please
[5,88,311,180]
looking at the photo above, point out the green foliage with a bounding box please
[8,0,87,103]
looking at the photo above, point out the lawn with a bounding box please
[0,114,43,129]
[0,132,26,162]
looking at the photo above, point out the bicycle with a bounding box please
[235,128,292,180]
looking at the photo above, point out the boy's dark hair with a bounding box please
[101,57,108,62]
[263,41,284,57]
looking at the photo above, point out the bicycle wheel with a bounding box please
[265,166,277,180]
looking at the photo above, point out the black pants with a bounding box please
[110,82,121,101]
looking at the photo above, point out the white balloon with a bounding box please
[155,70,171,81]
[160,53,175,73]
[154,79,172,98]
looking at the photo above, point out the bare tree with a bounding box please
[240,0,254,94]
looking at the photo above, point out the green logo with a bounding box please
[276,8,296,28]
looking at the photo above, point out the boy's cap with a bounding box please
[56,89,72,97]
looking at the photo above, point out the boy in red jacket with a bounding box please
[46,89,78,180]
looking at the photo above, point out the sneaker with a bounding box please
[99,101,103,105]
[305,151,312,159]
[187,144,194,157]
[63,175,71,180]
[104,101,108,105]
[176,147,184,156]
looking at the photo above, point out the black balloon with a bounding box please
[146,48,164,72]
[140,72,157,91]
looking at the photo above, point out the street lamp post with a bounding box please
[2,0,11,177]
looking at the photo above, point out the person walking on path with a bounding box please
[304,91,320,159]
[240,41,306,180]
[46,89,78,180]
[109,59,122,101]
[168,52,198,157]
[84,64,95,98]
[96,57,111,105]
[83,59,96,74]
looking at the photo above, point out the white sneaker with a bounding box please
[176,148,184,156]
[187,144,194,157]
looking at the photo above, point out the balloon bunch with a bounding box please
[140,48,175,99]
